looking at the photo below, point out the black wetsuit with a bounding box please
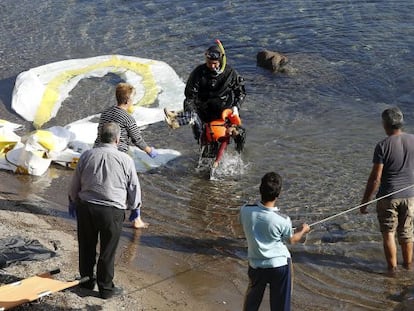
[183,63,246,123]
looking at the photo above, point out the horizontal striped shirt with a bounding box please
[94,106,148,152]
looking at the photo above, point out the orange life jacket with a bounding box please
[204,109,241,143]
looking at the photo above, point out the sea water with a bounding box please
[0,0,414,309]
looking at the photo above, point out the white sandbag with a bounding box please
[5,142,51,176]
[51,148,81,169]
[22,126,74,153]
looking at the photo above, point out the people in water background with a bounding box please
[360,107,414,273]
[164,40,246,168]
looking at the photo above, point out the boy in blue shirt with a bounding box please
[240,172,310,311]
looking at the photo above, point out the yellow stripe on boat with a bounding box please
[12,55,185,130]
[34,55,158,128]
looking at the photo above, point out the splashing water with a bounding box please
[210,150,246,181]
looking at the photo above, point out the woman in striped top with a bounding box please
[94,82,158,158]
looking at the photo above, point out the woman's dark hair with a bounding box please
[260,172,282,202]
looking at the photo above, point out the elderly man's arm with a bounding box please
[360,163,383,213]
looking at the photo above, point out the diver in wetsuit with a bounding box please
[164,43,246,152]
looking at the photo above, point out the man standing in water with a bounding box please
[240,172,310,311]
[164,43,246,153]
[360,107,414,273]
[69,122,142,299]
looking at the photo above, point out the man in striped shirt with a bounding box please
[94,82,158,157]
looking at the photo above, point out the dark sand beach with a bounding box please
[0,170,246,311]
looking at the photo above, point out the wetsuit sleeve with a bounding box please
[183,68,200,112]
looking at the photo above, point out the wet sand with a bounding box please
[0,170,247,310]
[4,166,414,311]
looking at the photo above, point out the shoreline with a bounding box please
[0,190,142,310]
[0,180,246,311]
[4,171,414,310]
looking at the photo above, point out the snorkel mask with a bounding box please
[205,46,223,76]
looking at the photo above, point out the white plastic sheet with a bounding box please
[2,55,185,175]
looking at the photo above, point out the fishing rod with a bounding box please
[308,184,414,228]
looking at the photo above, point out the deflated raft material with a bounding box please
[0,120,21,154]
[0,236,56,269]
[5,55,185,175]
[0,122,182,175]
[0,126,75,176]
[12,54,185,128]
[0,269,88,310]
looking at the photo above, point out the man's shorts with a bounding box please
[376,198,414,243]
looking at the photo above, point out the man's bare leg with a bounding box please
[382,232,397,272]
[401,241,413,270]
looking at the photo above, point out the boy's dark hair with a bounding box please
[260,172,282,202]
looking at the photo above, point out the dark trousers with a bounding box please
[76,201,125,294]
[243,260,292,311]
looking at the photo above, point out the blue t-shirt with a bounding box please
[373,132,414,198]
[239,202,293,269]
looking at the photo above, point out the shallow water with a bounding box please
[1,0,414,310]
